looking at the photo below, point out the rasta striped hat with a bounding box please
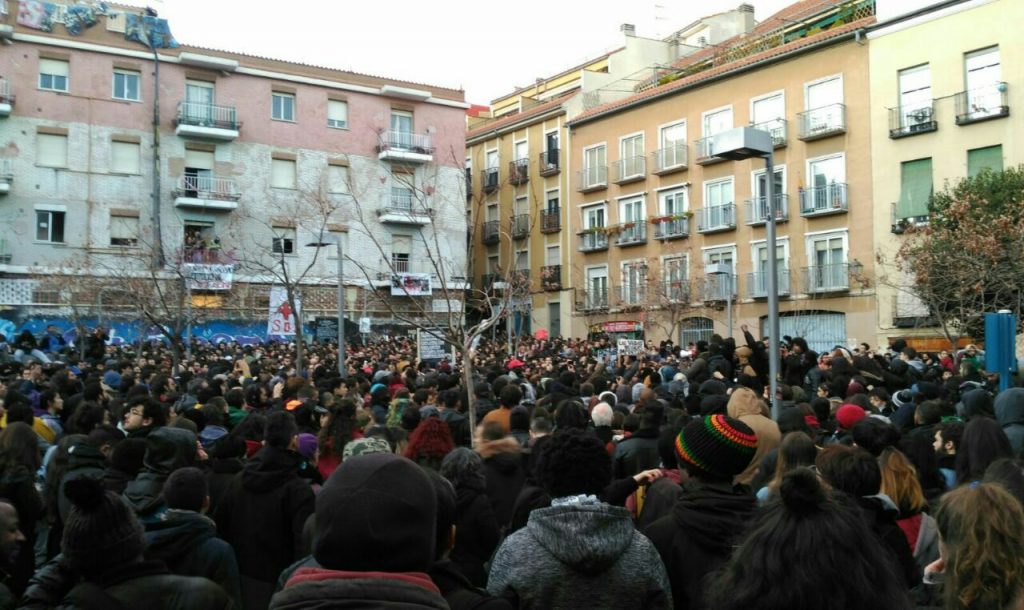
[676,414,758,480]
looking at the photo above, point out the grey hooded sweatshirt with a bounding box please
[487,501,672,609]
[995,387,1024,455]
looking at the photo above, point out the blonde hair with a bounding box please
[878,448,926,515]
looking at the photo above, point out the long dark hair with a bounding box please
[0,422,42,473]
[318,399,357,459]
[706,469,912,610]
[955,418,1013,485]
[44,434,88,523]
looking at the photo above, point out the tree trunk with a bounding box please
[460,345,478,448]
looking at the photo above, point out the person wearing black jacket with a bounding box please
[215,411,314,610]
[122,427,197,522]
[612,404,664,479]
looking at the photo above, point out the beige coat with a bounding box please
[726,387,782,485]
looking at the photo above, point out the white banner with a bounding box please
[391,273,432,296]
[185,263,234,291]
[267,286,300,336]
[617,338,645,356]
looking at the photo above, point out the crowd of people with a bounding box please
[0,322,1021,609]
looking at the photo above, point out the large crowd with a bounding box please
[0,323,1022,609]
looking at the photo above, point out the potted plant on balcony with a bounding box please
[579,227,602,235]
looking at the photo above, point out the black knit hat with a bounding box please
[675,415,758,480]
[313,453,436,573]
[62,477,145,577]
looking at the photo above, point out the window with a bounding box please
[805,154,847,212]
[272,92,295,122]
[582,144,607,187]
[702,178,734,229]
[583,204,606,230]
[271,158,296,189]
[661,187,688,215]
[968,145,1003,177]
[513,140,528,163]
[751,93,785,144]
[392,185,414,211]
[485,149,499,170]
[897,158,933,220]
[514,250,528,272]
[112,69,140,101]
[963,46,1002,120]
[806,75,843,110]
[183,148,214,195]
[807,232,848,292]
[327,164,349,194]
[36,209,66,243]
[391,234,411,273]
[110,214,138,247]
[702,107,732,137]
[391,110,413,148]
[703,246,736,299]
[36,133,68,168]
[658,121,687,168]
[183,80,215,123]
[620,133,644,177]
[804,75,844,133]
[681,317,714,346]
[487,254,500,274]
[621,260,648,303]
[663,255,688,283]
[751,240,788,296]
[897,65,931,128]
[545,245,560,266]
[327,100,348,129]
[751,166,784,221]
[272,227,296,254]
[585,266,608,308]
[545,190,559,212]
[110,141,140,174]
[39,58,69,92]
[619,197,645,242]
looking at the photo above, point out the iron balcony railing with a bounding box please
[955,82,1009,125]
[510,213,530,239]
[174,175,240,200]
[481,273,499,289]
[746,269,791,298]
[694,136,727,165]
[464,168,473,198]
[744,194,789,225]
[540,208,561,233]
[481,168,499,193]
[652,143,688,173]
[578,287,609,311]
[888,101,937,138]
[539,148,560,176]
[613,221,647,247]
[612,156,646,183]
[751,118,788,148]
[662,279,690,303]
[176,101,239,130]
[799,182,848,216]
[540,265,562,291]
[0,159,13,180]
[696,204,736,233]
[576,165,607,192]
[652,217,689,240]
[803,263,858,293]
[615,284,647,307]
[392,258,411,273]
[797,103,846,141]
[481,220,500,245]
[379,130,434,153]
[890,202,929,235]
[578,230,609,252]
[702,274,737,302]
[0,79,14,105]
[508,158,529,185]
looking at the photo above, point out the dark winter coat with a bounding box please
[487,501,672,609]
[440,409,472,447]
[477,438,526,530]
[450,487,501,588]
[205,457,243,516]
[0,463,43,596]
[123,428,197,521]
[214,445,315,610]
[270,567,448,610]
[995,387,1024,455]
[644,481,756,610]
[429,560,513,610]
[856,494,920,588]
[144,510,242,610]
[612,427,661,479]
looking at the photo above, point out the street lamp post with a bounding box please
[307,232,346,377]
[709,127,781,419]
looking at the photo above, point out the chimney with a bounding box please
[738,3,754,14]
[621,23,636,37]
[737,3,755,33]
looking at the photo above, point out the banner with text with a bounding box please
[391,273,432,297]
[267,286,300,336]
[617,338,645,356]
[185,264,234,291]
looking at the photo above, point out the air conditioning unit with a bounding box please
[705,263,731,275]
[907,108,933,132]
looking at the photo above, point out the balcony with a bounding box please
[651,216,689,240]
[662,279,691,303]
[540,265,562,291]
[540,208,561,233]
[802,262,861,293]
[0,158,12,195]
[751,118,788,148]
[651,143,688,175]
[576,165,607,192]
[377,192,432,225]
[0,79,13,117]
[508,158,529,185]
[798,104,846,141]
[614,284,647,308]
[510,213,530,239]
[888,102,937,138]
[481,220,500,245]
[175,101,240,140]
[799,182,848,217]
[890,202,928,235]
[696,204,736,234]
[481,273,499,290]
[576,287,609,312]
[744,194,790,226]
[746,269,792,299]
[578,229,609,253]
[694,136,727,165]
[464,168,473,199]
[891,299,938,329]
[955,82,1009,125]
[481,168,499,194]
[612,156,646,184]
[701,274,736,302]
[173,175,240,211]
[613,221,647,247]
[377,130,434,163]
[539,148,560,176]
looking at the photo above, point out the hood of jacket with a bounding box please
[961,388,995,420]
[242,445,303,493]
[143,510,216,565]
[476,436,520,460]
[727,387,769,419]
[142,427,198,475]
[995,387,1024,427]
[123,471,167,515]
[527,502,635,574]
[671,482,755,552]
[67,443,107,471]
[274,567,447,610]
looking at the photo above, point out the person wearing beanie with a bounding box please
[216,411,315,610]
[270,453,449,609]
[831,404,869,445]
[725,387,781,485]
[22,476,230,609]
[122,427,198,521]
[487,429,672,609]
[645,415,759,610]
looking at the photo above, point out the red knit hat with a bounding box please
[836,404,868,430]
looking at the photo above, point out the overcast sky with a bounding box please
[155,0,793,105]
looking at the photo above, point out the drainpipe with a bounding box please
[150,40,164,268]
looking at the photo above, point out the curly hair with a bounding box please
[534,429,611,498]
[935,483,1024,610]
[440,447,486,492]
[403,418,454,470]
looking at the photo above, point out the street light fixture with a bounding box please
[307,231,346,376]
[708,127,781,420]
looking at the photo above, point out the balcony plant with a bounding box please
[578,226,603,235]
